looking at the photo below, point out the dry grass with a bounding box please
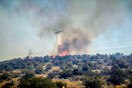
[0,78,19,88]
[53,79,85,88]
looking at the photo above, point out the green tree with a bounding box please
[67,63,73,68]
[11,72,21,78]
[82,64,91,71]
[59,69,73,78]
[18,77,57,88]
[5,65,13,71]
[108,68,126,85]
[127,75,132,88]
[72,69,82,75]
[83,77,102,88]
[22,69,34,74]
[35,67,44,74]
[34,62,43,68]
[22,73,35,79]
[47,70,60,79]
[0,72,11,81]
[113,59,128,68]
[55,81,67,88]
[100,67,110,75]
[46,63,53,70]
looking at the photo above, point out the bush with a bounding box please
[22,69,34,74]
[59,69,73,78]
[0,72,11,81]
[82,64,91,71]
[67,63,73,68]
[35,67,44,74]
[72,69,82,75]
[127,75,132,88]
[46,63,53,70]
[47,70,60,79]
[108,68,127,85]
[22,73,35,79]
[55,81,67,88]
[18,77,57,88]
[83,77,102,88]
[113,59,128,68]
[11,72,21,78]
[100,68,110,75]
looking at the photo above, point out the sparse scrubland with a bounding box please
[0,53,132,88]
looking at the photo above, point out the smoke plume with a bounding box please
[0,0,130,59]
[57,29,91,55]
[16,0,126,55]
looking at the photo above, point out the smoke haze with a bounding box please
[0,0,132,60]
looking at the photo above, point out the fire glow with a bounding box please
[59,50,69,56]
[52,55,56,58]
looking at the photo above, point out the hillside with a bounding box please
[0,53,132,88]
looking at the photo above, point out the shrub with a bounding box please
[18,77,57,88]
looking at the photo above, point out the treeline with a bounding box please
[0,53,132,88]
[0,53,131,72]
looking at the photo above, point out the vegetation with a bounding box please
[47,70,60,79]
[0,53,132,87]
[0,72,11,82]
[46,63,53,70]
[59,69,73,78]
[83,77,103,88]
[18,77,57,88]
[1,81,14,88]
[55,81,67,88]
[127,75,132,88]
[108,65,127,85]
[35,67,44,74]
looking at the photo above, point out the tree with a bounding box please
[12,72,21,78]
[67,63,73,68]
[0,72,11,81]
[72,69,82,75]
[18,77,57,88]
[127,75,132,88]
[72,60,79,65]
[34,62,42,68]
[113,59,128,68]
[108,68,127,85]
[22,73,35,79]
[59,69,73,78]
[83,77,102,88]
[5,65,13,71]
[82,64,91,71]
[46,63,53,70]
[82,71,101,79]
[100,67,110,75]
[35,67,44,74]
[55,81,67,88]
[47,70,60,79]
[22,69,34,74]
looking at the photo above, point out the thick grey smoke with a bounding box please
[16,0,126,55]
[0,0,130,59]
[58,29,91,55]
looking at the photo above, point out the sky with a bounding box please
[0,0,132,61]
